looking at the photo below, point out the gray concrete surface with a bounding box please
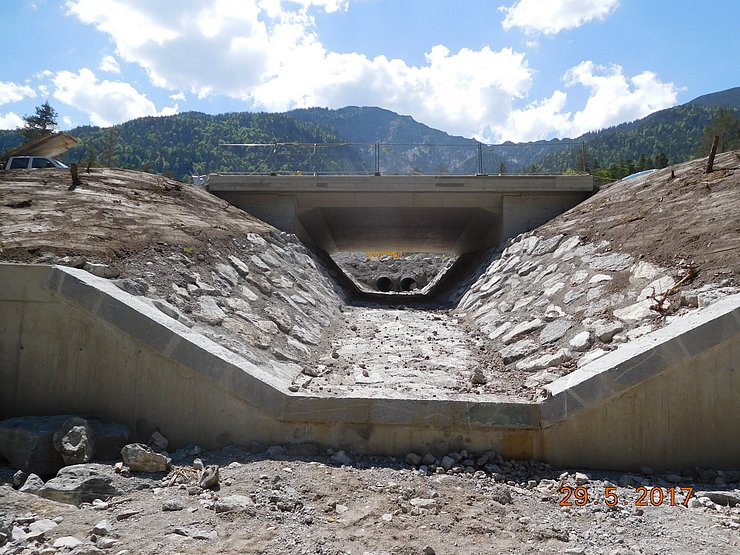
[207,174,593,254]
[2,262,737,471]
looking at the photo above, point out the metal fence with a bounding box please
[218,141,588,176]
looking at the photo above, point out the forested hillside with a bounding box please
[549,102,739,179]
[0,111,365,178]
[68,111,368,177]
[1,88,737,181]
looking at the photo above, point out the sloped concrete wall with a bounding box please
[543,339,739,470]
[1,263,738,470]
[0,264,535,458]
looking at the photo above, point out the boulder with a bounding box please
[613,300,658,323]
[0,416,130,475]
[39,464,123,506]
[214,494,255,514]
[26,518,58,541]
[539,319,573,344]
[196,297,226,326]
[121,443,170,472]
[213,263,240,287]
[53,418,95,465]
[499,340,538,364]
[18,473,45,494]
[470,369,488,385]
[148,431,169,453]
[591,319,624,343]
[198,465,220,489]
[568,331,593,352]
[0,415,72,475]
[516,349,572,372]
[501,319,544,345]
[11,470,27,489]
[112,278,148,296]
[91,519,112,537]
[54,537,84,549]
[83,262,120,279]
[228,255,250,277]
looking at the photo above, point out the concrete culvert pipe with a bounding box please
[400,276,418,291]
[376,276,394,292]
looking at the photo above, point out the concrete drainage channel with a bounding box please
[2,262,738,471]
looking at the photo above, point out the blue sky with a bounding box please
[1,0,738,142]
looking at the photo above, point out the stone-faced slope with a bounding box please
[456,151,739,397]
[0,168,347,381]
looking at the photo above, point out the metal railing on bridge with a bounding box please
[216,141,589,177]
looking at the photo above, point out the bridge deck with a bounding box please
[207,174,594,254]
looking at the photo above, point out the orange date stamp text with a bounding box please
[559,486,694,508]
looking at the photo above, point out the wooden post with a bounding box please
[69,163,81,191]
[705,134,720,173]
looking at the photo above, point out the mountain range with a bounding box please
[1,87,738,180]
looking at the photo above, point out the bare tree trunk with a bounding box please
[69,163,81,191]
[705,134,720,173]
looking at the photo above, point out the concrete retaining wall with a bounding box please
[1,263,738,470]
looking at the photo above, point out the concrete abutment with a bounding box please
[2,263,738,471]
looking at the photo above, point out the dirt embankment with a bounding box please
[542,151,740,287]
[0,167,271,263]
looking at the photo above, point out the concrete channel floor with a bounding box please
[302,306,528,401]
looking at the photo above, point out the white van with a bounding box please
[4,156,69,170]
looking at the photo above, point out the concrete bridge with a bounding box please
[207,174,594,254]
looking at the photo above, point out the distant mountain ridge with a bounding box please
[688,86,740,108]
[0,87,737,179]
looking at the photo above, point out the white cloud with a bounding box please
[100,55,121,73]
[66,0,270,99]
[61,1,677,142]
[0,81,37,105]
[485,61,678,142]
[564,61,678,133]
[64,1,535,138]
[500,0,620,35]
[492,91,572,142]
[51,68,178,126]
[0,112,24,130]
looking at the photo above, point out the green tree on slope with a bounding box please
[20,101,58,140]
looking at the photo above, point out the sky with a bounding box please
[1,0,738,143]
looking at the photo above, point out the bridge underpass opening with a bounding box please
[333,251,457,295]
[296,206,501,255]
[207,173,594,298]
[207,174,594,253]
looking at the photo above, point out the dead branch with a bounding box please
[649,267,699,313]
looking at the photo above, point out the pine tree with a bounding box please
[20,101,58,140]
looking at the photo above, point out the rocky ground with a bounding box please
[1,437,739,555]
[1,152,739,553]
